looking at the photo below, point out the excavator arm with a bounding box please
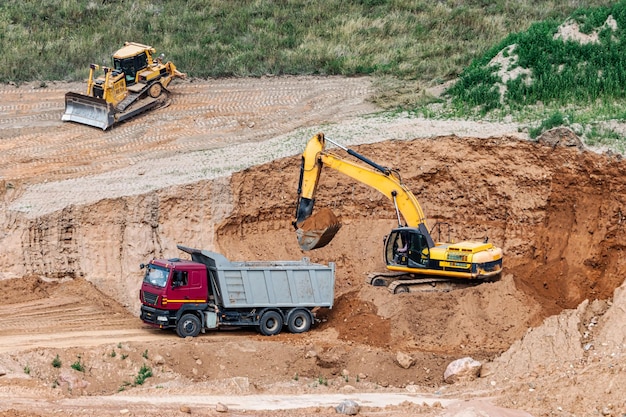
[293,132,503,285]
[294,132,433,250]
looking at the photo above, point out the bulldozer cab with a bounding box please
[112,42,153,86]
[113,52,149,85]
[385,227,431,268]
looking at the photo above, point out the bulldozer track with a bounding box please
[0,77,374,186]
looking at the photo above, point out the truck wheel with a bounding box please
[287,309,311,334]
[259,311,283,336]
[149,82,163,98]
[176,313,201,338]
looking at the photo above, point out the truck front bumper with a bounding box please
[140,305,174,328]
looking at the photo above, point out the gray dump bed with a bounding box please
[177,245,335,309]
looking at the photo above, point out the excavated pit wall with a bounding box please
[0,178,233,313]
[1,136,626,320]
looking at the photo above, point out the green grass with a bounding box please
[52,354,62,368]
[71,356,85,372]
[0,0,613,84]
[447,4,626,109]
[134,364,153,386]
[414,2,626,142]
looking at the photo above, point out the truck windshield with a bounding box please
[143,264,169,288]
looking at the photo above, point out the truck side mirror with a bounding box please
[140,263,145,269]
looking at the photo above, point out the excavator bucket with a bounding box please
[295,207,342,250]
[62,92,116,130]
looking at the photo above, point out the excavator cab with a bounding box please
[385,227,432,268]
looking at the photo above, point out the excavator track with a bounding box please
[367,272,486,294]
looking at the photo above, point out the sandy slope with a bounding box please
[1,77,625,417]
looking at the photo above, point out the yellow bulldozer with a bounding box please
[62,42,185,130]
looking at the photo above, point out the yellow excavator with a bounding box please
[62,42,185,130]
[293,133,503,293]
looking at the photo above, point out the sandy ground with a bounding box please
[0,77,625,417]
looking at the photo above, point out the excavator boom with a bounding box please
[294,133,430,250]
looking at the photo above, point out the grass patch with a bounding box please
[51,355,62,368]
[411,2,626,145]
[446,5,626,112]
[134,364,153,386]
[71,356,85,373]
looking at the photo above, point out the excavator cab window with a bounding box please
[386,228,430,267]
[407,233,430,268]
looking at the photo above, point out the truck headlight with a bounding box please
[157,316,168,322]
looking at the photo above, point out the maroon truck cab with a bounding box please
[139,258,210,331]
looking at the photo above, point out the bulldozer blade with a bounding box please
[62,92,116,130]
[296,222,341,250]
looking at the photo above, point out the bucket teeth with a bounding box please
[296,222,341,250]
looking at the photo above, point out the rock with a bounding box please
[179,405,191,414]
[395,351,416,369]
[215,402,228,412]
[444,357,482,384]
[537,127,584,150]
[152,354,165,365]
[229,376,250,393]
[405,384,420,393]
[316,352,341,368]
[58,371,90,390]
[335,399,360,415]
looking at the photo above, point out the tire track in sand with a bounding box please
[0,77,374,184]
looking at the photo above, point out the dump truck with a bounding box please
[139,245,335,337]
[62,42,185,130]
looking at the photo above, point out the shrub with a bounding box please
[134,364,153,386]
[71,356,85,373]
[52,355,62,368]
